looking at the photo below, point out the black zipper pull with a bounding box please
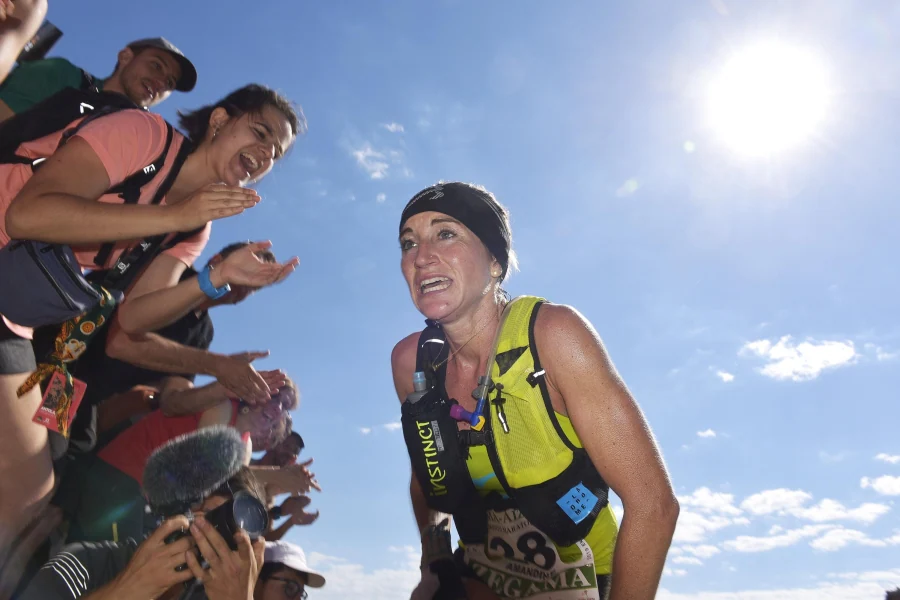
[492,383,510,434]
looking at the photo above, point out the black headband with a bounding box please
[399,183,510,277]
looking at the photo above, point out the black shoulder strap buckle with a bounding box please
[525,369,546,388]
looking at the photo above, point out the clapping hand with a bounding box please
[280,495,320,526]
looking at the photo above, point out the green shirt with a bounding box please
[0,57,95,114]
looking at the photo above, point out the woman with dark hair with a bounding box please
[0,83,304,564]
[393,182,679,599]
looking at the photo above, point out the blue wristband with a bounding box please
[198,265,231,300]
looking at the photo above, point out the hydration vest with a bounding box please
[402,296,610,548]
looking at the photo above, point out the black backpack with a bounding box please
[0,70,136,158]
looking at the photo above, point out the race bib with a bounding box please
[463,508,600,599]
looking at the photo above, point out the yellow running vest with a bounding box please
[458,296,618,598]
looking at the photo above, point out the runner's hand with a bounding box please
[185,517,264,600]
[169,184,260,231]
[213,352,271,404]
[217,241,298,288]
[109,516,195,598]
[0,0,13,20]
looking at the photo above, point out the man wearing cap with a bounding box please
[256,541,326,600]
[0,36,197,122]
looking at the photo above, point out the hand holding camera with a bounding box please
[184,516,265,600]
[110,516,196,598]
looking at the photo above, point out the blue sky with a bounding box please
[44,0,900,597]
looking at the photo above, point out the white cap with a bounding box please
[264,541,326,588]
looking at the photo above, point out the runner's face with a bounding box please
[399,211,498,323]
[208,105,295,188]
[119,48,181,108]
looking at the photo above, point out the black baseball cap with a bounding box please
[127,37,197,92]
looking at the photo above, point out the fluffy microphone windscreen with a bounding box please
[143,425,247,513]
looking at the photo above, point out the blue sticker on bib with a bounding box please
[556,483,599,524]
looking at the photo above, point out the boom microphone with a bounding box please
[143,426,247,516]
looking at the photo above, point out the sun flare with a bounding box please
[707,41,830,158]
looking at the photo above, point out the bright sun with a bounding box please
[707,41,830,158]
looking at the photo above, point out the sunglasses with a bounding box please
[268,576,307,599]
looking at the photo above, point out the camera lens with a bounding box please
[232,492,268,537]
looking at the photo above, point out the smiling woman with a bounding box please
[706,40,832,158]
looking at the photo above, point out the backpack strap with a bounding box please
[80,69,101,94]
[98,135,195,291]
[92,123,175,268]
[416,320,449,391]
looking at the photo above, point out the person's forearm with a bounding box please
[116,275,216,334]
[267,519,293,542]
[160,382,230,417]
[6,191,178,244]
[106,326,222,377]
[608,506,678,600]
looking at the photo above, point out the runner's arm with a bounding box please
[391,335,452,556]
[537,304,678,600]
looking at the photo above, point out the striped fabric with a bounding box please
[41,551,89,598]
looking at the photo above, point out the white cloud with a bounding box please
[376,193,386,203]
[876,453,900,465]
[383,422,402,432]
[861,475,900,496]
[656,568,900,599]
[740,336,857,381]
[680,544,721,559]
[740,489,813,515]
[672,556,704,566]
[679,488,743,516]
[307,550,420,600]
[866,343,898,361]
[674,511,746,544]
[351,144,390,179]
[818,451,848,464]
[382,122,405,133]
[723,524,834,553]
[715,370,735,382]
[615,178,640,197]
[663,568,688,577]
[359,427,372,435]
[697,429,717,438]
[790,499,890,524]
[810,527,900,551]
